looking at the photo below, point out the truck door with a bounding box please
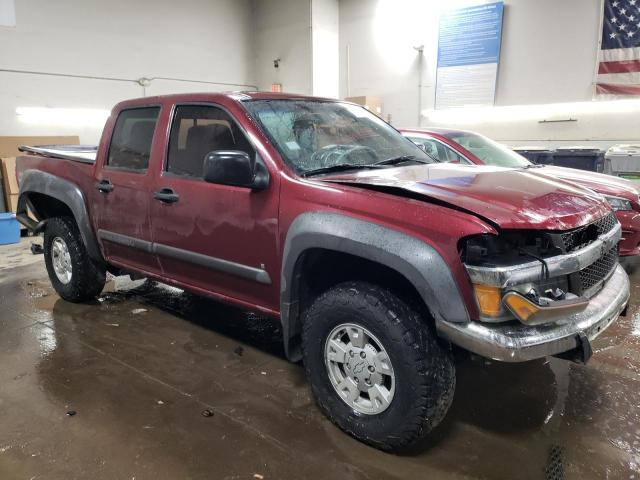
[92,106,162,274]
[149,103,280,312]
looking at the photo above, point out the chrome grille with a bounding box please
[578,246,618,293]
[561,213,617,252]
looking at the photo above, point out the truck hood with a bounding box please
[537,165,640,203]
[317,164,612,230]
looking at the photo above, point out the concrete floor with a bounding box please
[0,237,639,480]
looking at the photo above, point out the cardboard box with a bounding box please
[1,157,18,195]
[345,96,383,117]
[7,194,18,213]
[0,136,79,213]
[6,194,29,230]
[0,181,5,213]
[0,136,79,158]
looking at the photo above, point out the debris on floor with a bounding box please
[234,345,244,356]
[30,243,44,255]
[131,308,148,315]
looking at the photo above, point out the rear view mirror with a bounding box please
[203,150,269,190]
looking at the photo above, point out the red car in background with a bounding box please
[401,128,640,259]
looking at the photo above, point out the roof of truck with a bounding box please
[113,91,341,109]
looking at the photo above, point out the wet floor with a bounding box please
[0,238,639,480]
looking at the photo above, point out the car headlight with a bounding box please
[605,196,632,211]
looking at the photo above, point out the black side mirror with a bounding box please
[203,150,269,190]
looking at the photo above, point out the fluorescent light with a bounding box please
[422,99,640,125]
[16,107,110,126]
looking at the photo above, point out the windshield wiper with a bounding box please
[302,154,434,177]
[374,155,432,166]
[522,163,545,169]
[301,163,388,177]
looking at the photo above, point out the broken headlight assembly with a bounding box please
[460,232,587,325]
[605,196,632,212]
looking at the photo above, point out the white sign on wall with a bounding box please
[435,2,504,109]
[0,0,16,27]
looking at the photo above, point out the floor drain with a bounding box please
[545,445,565,480]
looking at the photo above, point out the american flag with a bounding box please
[596,0,640,96]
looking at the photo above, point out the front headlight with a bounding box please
[605,196,632,211]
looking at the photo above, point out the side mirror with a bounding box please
[203,150,269,190]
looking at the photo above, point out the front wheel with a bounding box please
[44,217,106,302]
[302,281,455,451]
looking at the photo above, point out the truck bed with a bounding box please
[18,145,97,163]
[15,148,97,213]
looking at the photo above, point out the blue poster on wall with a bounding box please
[435,1,504,109]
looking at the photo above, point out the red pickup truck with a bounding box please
[15,92,630,451]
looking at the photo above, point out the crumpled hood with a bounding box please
[317,164,613,230]
[537,165,640,202]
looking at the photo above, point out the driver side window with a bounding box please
[166,105,254,178]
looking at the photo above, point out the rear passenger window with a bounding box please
[167,105,254,178]
[107,107,160,170]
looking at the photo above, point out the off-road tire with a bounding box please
[302,281,455,451]
[44,217,106,302]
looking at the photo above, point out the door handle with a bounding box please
[96,179,114,193]
[154,188,179,204]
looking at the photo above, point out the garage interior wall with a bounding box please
[311,0,339,98]
[1,0,639,147]
[252,0,313,95]
[340,0,640,148]
[0,0,256,144]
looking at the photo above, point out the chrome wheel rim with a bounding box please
[324,323,395,415]
[51,237,72,285]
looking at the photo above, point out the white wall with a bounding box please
[252,0,313,95]
[311,0,339,98]
[339,0,426,126]
[496,0,600,106]
[339,0,640,147]
[4,0,638,147]
[0,0,256,143]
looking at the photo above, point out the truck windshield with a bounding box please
[243,100,433,175]
[443,132,531,168]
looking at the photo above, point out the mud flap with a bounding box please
[553,332,593,364]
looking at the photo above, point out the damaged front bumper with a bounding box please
[436,264,630,362]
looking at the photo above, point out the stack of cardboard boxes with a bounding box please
[344,96,383,118]
[0,136,79,218]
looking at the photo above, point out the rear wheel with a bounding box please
[302,281,455,451]
[44,217,106,302]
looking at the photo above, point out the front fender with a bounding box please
[280,211,469,360]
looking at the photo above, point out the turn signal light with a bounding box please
[503,291,589,325]
[473,284,503,317]
[503,293,540,322]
